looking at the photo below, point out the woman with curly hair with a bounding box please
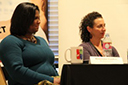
[79,11,119,63]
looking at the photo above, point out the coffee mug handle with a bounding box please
[64,48,71,63]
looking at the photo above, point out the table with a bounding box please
[60,64,128,85]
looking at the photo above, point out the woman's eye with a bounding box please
[97,25,102,28]
[97,24,105,28]
[34,17,40,20]
[34,17,37,19]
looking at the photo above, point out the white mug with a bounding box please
[65,46,83,64]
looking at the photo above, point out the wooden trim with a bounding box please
[0,65,7,85]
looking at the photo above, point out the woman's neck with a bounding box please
[90,38,101,47]
[24,33,33,39]
[17,33,37,43]
[90,38,103,56]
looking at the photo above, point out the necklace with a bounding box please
[17,35,37,44]
[26,36,37,43]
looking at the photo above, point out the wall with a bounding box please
[59,0,128,75]
[0,0,48,42]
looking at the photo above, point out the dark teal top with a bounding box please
[0,35,58,85]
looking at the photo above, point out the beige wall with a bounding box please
[59,0,128,75]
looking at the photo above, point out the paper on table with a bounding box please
[89,56,123,64]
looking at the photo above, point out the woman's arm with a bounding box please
[112,46,120,57]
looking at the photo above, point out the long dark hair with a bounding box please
[10,2,39,36]
[79,11,103,42]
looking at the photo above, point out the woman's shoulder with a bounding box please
[0,35,24,46]
[35,36,48,45]
[2,35,20,41]
[111,46,118,52]
[79,42,91,48]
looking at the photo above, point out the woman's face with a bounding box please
[29,10,40,34]
[88,18,106,39]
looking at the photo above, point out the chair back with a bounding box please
[0,65,7,85]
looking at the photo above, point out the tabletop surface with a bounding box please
[60,64,128,85]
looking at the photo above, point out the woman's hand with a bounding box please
[53,77,60,85]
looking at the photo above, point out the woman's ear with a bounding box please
[87,26,92,33]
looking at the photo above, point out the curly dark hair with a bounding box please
[10,2,39,36]
[79,11,103,42]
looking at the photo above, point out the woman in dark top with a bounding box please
[79,11,119,62]
[0,2,60,85]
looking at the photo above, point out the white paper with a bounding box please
[89,56,123,64]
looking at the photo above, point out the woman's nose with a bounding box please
[102,25,106,30]
[38,19,41,24]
